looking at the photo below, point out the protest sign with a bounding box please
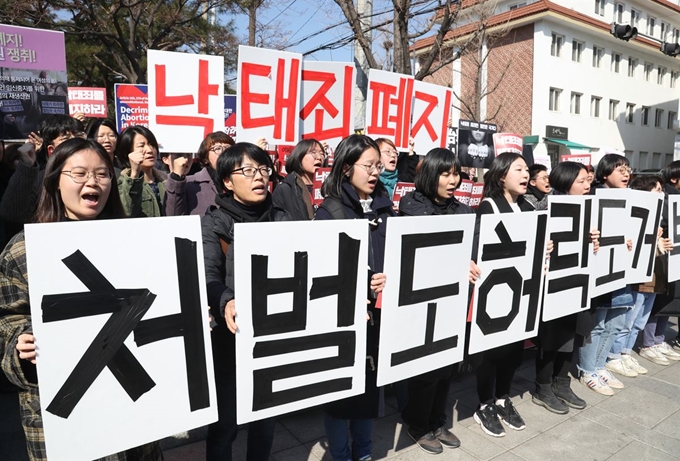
[115,83,149,131]
[68,87,107,118]
[560,154,591,165]
[238,45,302,145]
[0,24,68,139]
[300,61,354,148]
[312,167,331,206]
[225,94,237,138]
[410,80,452,149]
[234,220,369,424]
[392,182,416,208]
[493,133,523,155]
[377,215,474,385]
[454,180,473,206]
[457,120,497,168]
[469,183,484,208]
[669,195,680,283]
[148,50,224,153]
[24,217,217,461]
[365,69,414,150]
[469,211,548,354]
[624,189,663,284]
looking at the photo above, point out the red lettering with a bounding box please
[367,81,397,137]
[197,59,219,115]
[367,77,413,148]
[410,91,439,143]
[241,62,275,129]
[155,64,194,107]
[440,91,452,147]
[392,78,413,148]
[274,58,300,143]
[301,66,353,141]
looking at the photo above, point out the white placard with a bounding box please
[625,189,663,284]
[365,69,414,150]
[669,195,680,283]
[147,50,224,153]
[377,215,474,386]
[24,217,217,461]
[411,80,453,150]
[300,61,355,149]
[469,211,548,355]
[237,45,302,145]
[543,195,597,322]
[234,220,368,424]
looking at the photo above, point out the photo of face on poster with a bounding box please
[457,120,497,169]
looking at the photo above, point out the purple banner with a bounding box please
[0,24,66,71]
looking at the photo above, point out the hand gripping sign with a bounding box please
[234,220,369,424]
[300,61,355,148]
[24,217,216,461]
[147,50,224,153]
[365,69,414,150]
[377,215,475,386]
[238,45,302,145]
[410,80,453,149]
[469,210,549,354]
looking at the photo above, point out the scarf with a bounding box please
[379,169,399,198]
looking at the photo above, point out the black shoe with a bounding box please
[407,427,443,454]
[496,398,526,430]
[473,404,506,437]
[533,381,569,414]
[433,426,460,448]
[552,377,587,410]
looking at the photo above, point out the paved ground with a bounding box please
[164,336,680,461]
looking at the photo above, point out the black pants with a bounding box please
[401,365,455,437]
[535,349,571,384]
[475,341,524,405]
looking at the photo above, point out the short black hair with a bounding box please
[595,153,629,183]
[483,152,525,198]
[630,175,663,192]
[321,134,381,199]
[414,148,460,200]
[114,126,160,168]
[662,160,680,184]
[41,115,82,147]
[529,163,547,181]
[216,142,273,183]
[285,139,323,176]
[86,119,118,140]
[549,161,587,194]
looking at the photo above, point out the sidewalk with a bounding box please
[164,343,680,460]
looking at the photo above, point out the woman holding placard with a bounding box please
[315,134,393,461]
[0,138,162,461]
[398,147,469,454]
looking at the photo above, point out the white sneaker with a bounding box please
[622,354,647,375]
[656,343,680,361]
[579,372,614,396]
[639,346,670,366]
[597,369,624,389]
[605,358,637,377]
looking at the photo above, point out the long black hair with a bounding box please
[414,148,460,201]
[285,138,324,176]
[321,134,381,199]
[549,161,587,194]
[483,152,524,198]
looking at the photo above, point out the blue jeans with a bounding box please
[323,414,373,461]
[610,292,656,357]
[578,308,627,375]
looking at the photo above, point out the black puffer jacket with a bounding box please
[399,190,473,216]
[272,171,314,221]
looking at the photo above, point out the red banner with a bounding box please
[68,87,107,118]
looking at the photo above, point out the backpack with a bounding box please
[318,196,347,219]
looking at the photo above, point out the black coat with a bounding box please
[315,181,395,420]
[396,152,419,183]
[399,190,473,216]
[272,171,314,221]
[652,184,680,316]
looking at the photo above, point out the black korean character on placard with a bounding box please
[631,197,662,276]
[250,232,361,411]
[476,215,547,335]
[596,199,626,286]
[546,200,591,308]
[390,231,463,367]
[43,238,210,419]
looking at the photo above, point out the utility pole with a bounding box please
[354,0,372,131]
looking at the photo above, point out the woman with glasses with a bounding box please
[165,132,235,217]
[86,119,118,164]
[272,138,324,220]
[376,138,399,199]
[202,142,282,461]
[0,138,162,461]
[524,164,551,210]
[315,134,393,461]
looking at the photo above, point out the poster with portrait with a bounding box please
[457,120,497,169]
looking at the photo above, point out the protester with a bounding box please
[272,138,324,220]
[524,164,550,210]
[115,126,167,217]
[578,153,632,395]
[376,138,399,199]
[316,134,392,461]
[86,119,118,163]
[532,162,597,415]
[398,148,468,454]
[202,142,282,461]
[0,138,162,461]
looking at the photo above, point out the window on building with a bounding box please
[669,111,677,130]
[658,66,667,85]
[675,28,680,43]
[609,99,619,121]
[672,71,679,89]
[615,3,624,23]
[551,33,564,57]
[639,151,649,168]
[572,40,584,62]
[648,17,656,36]
[641,106,650,125]
[571,92,582,114]
[628,57,637,77]
[667,154,675,166]
[612,53,622,73]
[626,103,635,123]
[591,96,601,117]
[631,9,640,27]
[644,62,653,81]
[655,109,664,127]
[508,2,526,10]
[593,46,604,68]
[662,22,670,41]
[595,0,605,16]
[549,88,561,111]
[653,152,662,168]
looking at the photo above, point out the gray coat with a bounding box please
[164,167,220,217]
